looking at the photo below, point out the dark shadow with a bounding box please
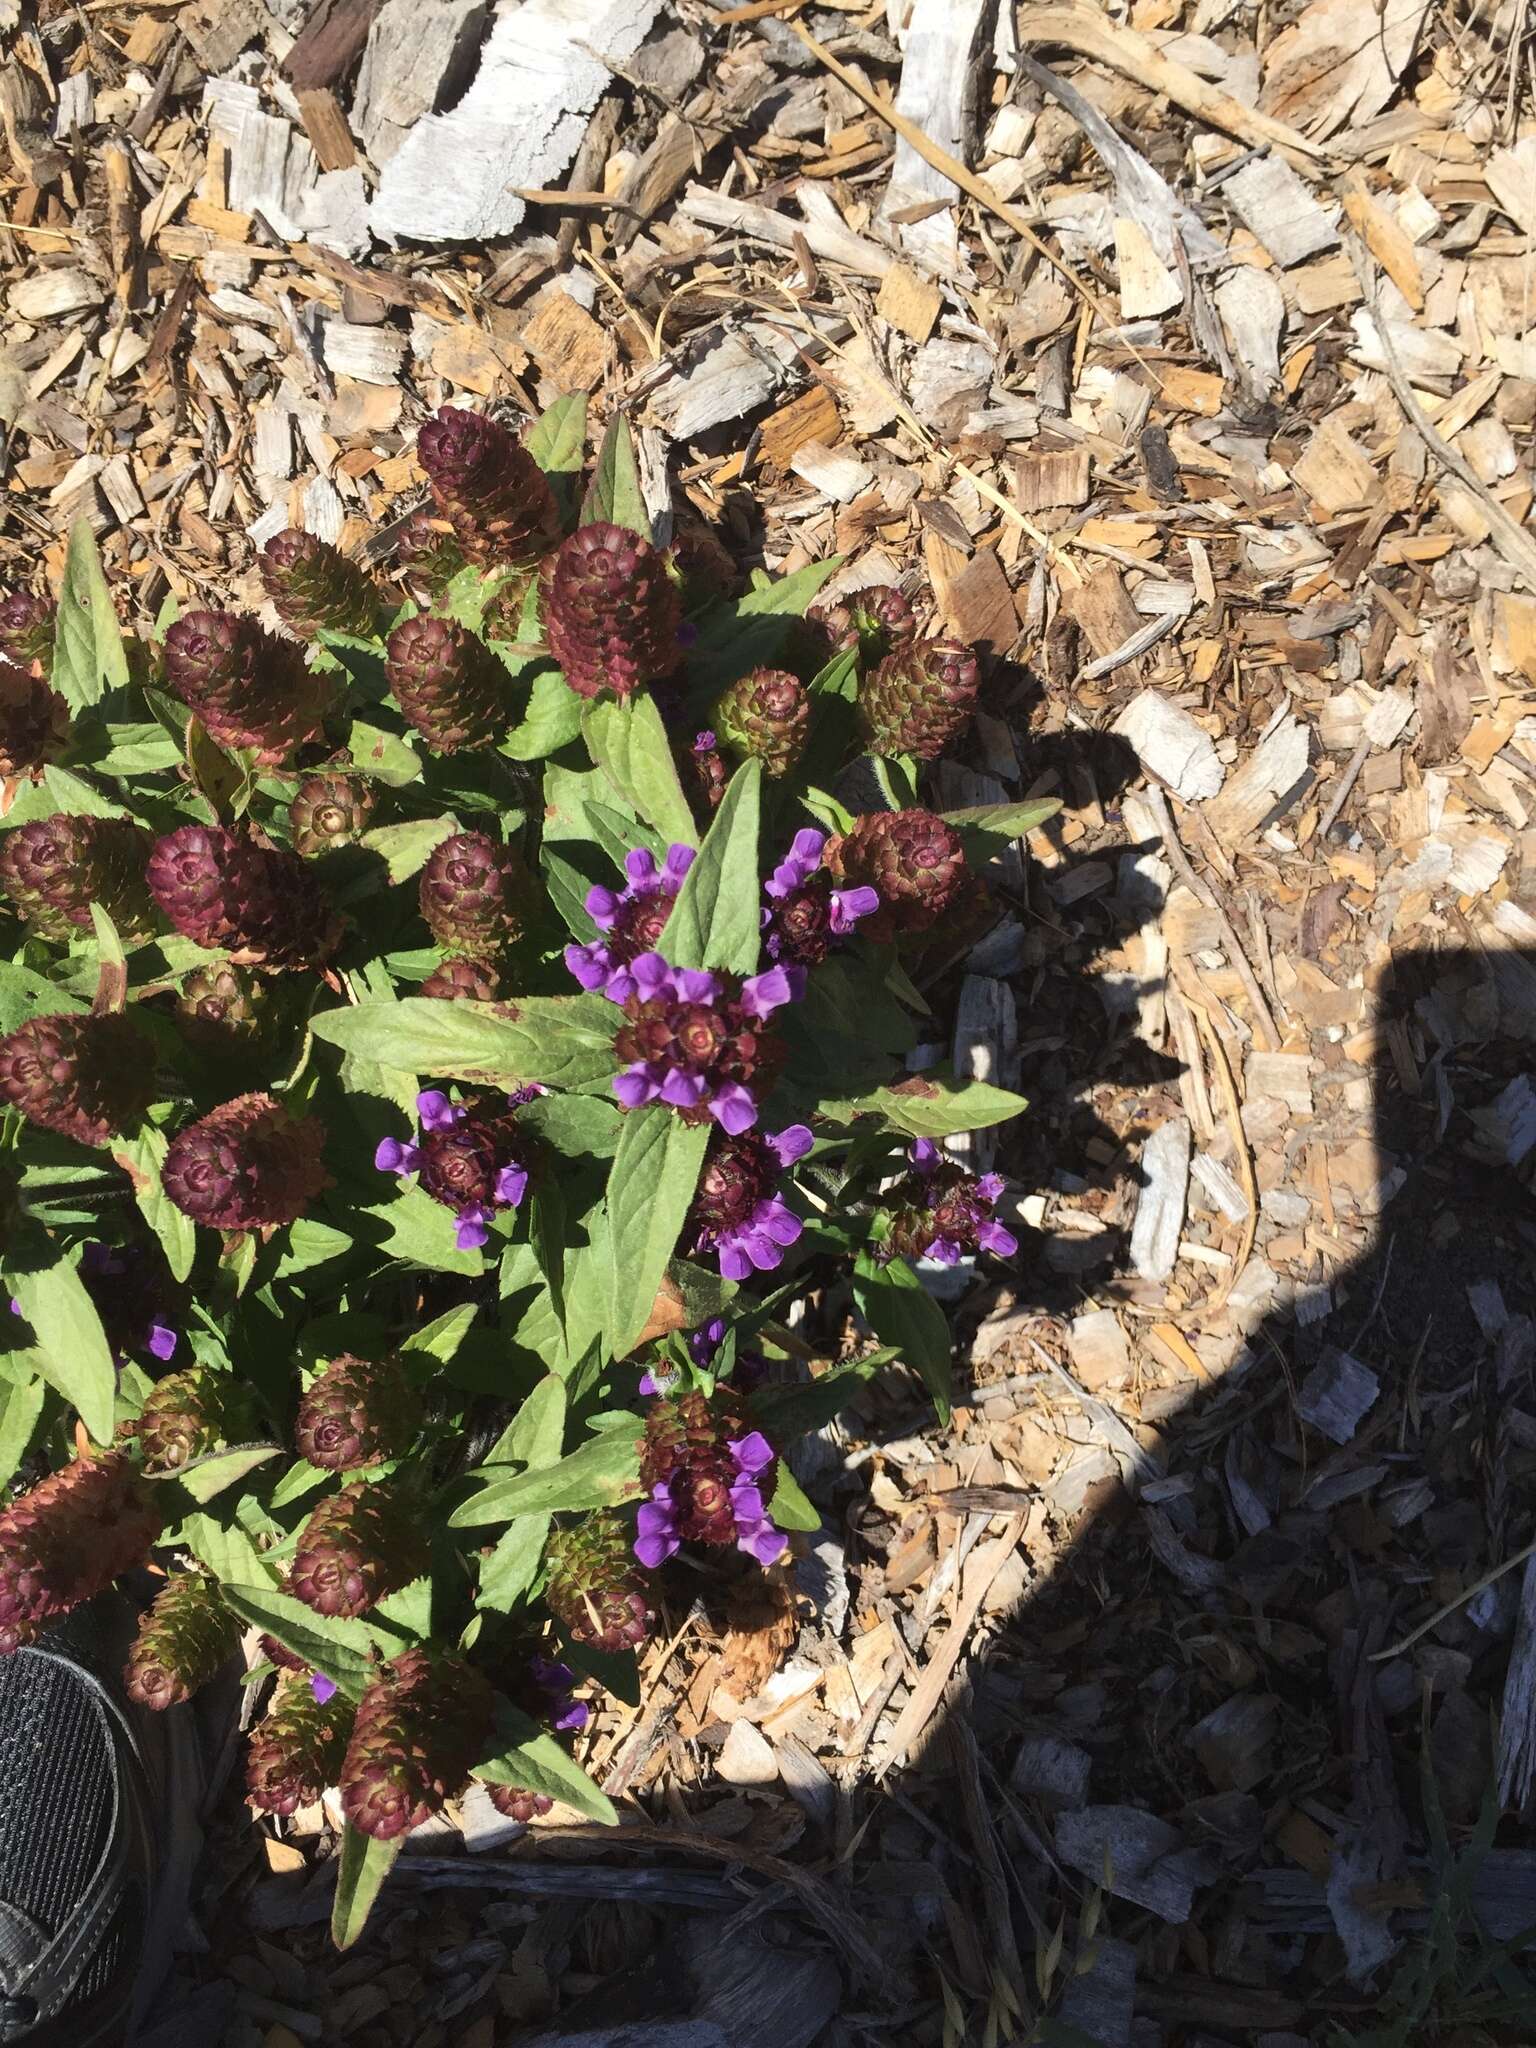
[386,943,1536,2048]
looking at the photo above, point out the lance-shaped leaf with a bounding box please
[661,758,761,974]
[604,1104,710,1358]
[311,994,619,1090]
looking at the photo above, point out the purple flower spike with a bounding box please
[635,1484,682,1569]
[709,1083,758,1136]
[765,828,827,900]
[416,1089,460,1131]
[739,964,802,1019]
[310,1672,338,1705]
[688,1319,728,1366]
[376,1090,535,1252]
[829,885,880,933]
[729,1431,775,1478]
[455,1209,492,1251]
[374,1135,422,1175]
[530,1655,589,1733]
[768,1124,813,1168]
[883,1151,1020,1268]
[763,827,881,966]
[566,845,697,1001]
[729,1476,786,1566]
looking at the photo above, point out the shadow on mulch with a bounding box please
[526,948,1536,2048]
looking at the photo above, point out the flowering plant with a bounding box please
[0,401,1053,1945]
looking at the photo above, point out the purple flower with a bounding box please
[762,827,881,965]
[310,1672,338,1705]
[727,1436,785,1564]
[530,1655,589,1733]
[885,1142,1020,1265]
[374,1088,533,1250]
[693,729,717,754]
[76,1241,180,1366]
[635,1482,681,1569]
[687,1319,728,1368]
[689,1124,812,1281]
[611,957,802,1135]
[565,843,696,1002]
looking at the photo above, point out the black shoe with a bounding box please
[0,1596,211,2047]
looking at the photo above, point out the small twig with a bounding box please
[1142,786,1282,1050]
[1370,1533,1536,1661]
[1348,235,1536,595]
[1189,997,1259,1307]
[782,15,1124,334]
[1318,732,1371,840]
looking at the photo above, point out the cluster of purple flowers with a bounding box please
[610,956,802,1135]
[762,827,879,964]
[689,1123,813,1280]
[895,1139,1018,1266]
[565,843,695,1002]
[634,1429,782,1570]
[375,1089,530,1251]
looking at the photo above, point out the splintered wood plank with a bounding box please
[295,89,357,174]
[1013,447,1090,511]
[283,0,388,91]
[940,546,1018,657]
[520,290,608,394]
[1064,564,1145,680]
[757,384,841,469]
[875,262,942,342]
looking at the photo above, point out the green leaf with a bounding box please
[581,695,696,849]
[266,1458,332,1511]
[153,1442,282,1504]
[516,1092,622,1159]
[487,1372,567,1469]
[853,1253,953,1423]
[363,1181,484,1276]
[0,962,83,1035]
[450,1423,641,1525]
[525,390,588,520]
[89,724,182,776]
[41,766,128,820]
[348,719,423,787]
[604,1105,709,1357]
[836,1076,1029,1139]
[503,668,585,761]
[581,414,648,536]
[175,1512,272,1587]
[686,557,843,694]
[751,1352,892,1439]
[332,1826,403,1952]
[476,1514,550,1612]
[311,994,618,1090]
[402,1302,479,1365]
[941,798,1062,860]
[561,1638,641,1707]
[51,519,129,713]
[0,1376,45,1490]
[109,1126,196,1284]
[219,1583,379,1700]
[475,1709,617,1824]
[768,1463,821,1533]
[661,758,761,973]
[5,1253,117,1444]
[360,815,457,882]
